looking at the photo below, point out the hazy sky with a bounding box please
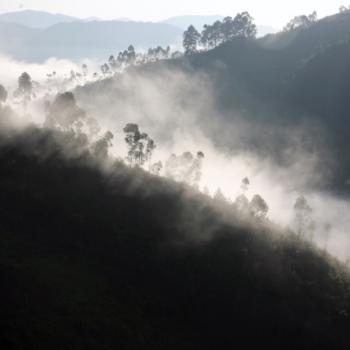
[0,1,344,28]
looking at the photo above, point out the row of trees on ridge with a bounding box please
[183,12,257,54]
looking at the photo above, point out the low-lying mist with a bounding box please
[1,54,349,262]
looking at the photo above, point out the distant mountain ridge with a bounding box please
[0,18,182,61]
[0,10,276,60]
[0,10,138,28]
[0,9,77,28]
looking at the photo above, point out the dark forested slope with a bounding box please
[0,128,350,349]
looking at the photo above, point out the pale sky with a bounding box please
[0,0,345,28]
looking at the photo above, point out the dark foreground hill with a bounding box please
[0,127,350,349]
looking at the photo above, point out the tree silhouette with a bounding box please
[101,63,110,75]
[293,195,312,238]
[307,220,316,242]
[308,11,318,23]
[127,45,136,64]
[15,72,33,98]
[232,12,257,39]
[86,117,101,138]
[183,25,201,55]
[147,46,171,62]
[165,154,179,180]
[0,84,7,104]
[250,194,269,219]
[124,123,141,165]
[339,5,350,12]
[108,55,116,70]
[46,71,57,79]
[91,131,114,160]
[145,138,156,166]
[235,194,250,214]
[45,92,86,131]
[200,12,256,50]
[82,64,88,76]
[175,152,194,183]
[150,161,163,175]
[123,123,155,167]
[171,51,183,59]
[164,151,204,186]
[234,177,251,214]
[321,223,332,250]
[192,151,205,185]
[221,16,236,41]
[105,44,175,70]
[284,11,318,31]
[241,177,250,193]
[182,151,205,185]
[201,21,223,48]
[214,188,226,203]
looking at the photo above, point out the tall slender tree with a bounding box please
[123,123,156,167]
[91,131,114,160]
[250,194,269,219]
[293,195,312,237]
[183,25,201,55]
[232,12,257,38]
[0,84,7,104]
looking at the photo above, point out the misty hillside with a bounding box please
[189,10,350,118]
[0,127,350,349]
[0,19,182,61]
[191,10,350,189]
[76,10,350,192]
[0,10,77,28]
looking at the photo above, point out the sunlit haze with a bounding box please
[0,0,345,28]
[2,1,350,347]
